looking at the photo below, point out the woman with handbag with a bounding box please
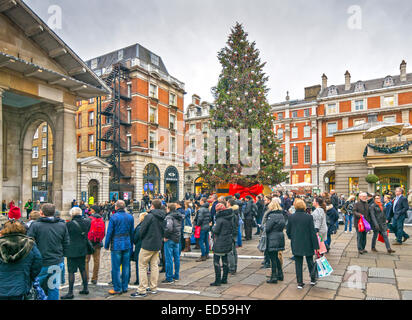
[182,201,193,252]
[264,200,286,284]
[61,207,91,300]
[311,197,328,245]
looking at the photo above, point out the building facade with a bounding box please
[272,60,412,195]
[85,44,186,201]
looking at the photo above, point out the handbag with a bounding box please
[257,230,267,252]
[194,226,201,239]
[317,234,327,254]
[362,215,371,232]
[72,220,95,255]
[358,215,365,232]
[378,229,390,243]
[316,256,333,278]
[184,225,193,234]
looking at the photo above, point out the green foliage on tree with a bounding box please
[365,174,379,184]
[198,22,287,189]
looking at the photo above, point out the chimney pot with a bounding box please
[345,71,351,91]
[322,74,328,90]
[400,60,407,82]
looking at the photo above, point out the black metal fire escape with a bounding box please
[96,63,132,184]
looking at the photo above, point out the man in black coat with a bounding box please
[390,187,410,245]
[243,196,256,241]
[227,199,240,275]
[131,199,166,298]
[353,192,370,254]
[286,201,319,289]
[195,198,211,262]
[255,195,265,235]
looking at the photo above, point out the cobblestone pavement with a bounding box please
[55,215,412,301]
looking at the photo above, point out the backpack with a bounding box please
[88,216,105,243]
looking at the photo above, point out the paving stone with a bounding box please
[341,281,366,290]
[240,274,267,286]
[222,284,257,297]
[276,283,311,300]
[376,260,396,269]
[401,291,412,300]
[335,296,362,300]
[248,283,287,300]
[368,268,395,279]
[366,283,400,299]
[367,277,396,285]
[303,296,328,300]
[337,287,365,299]
[318,275,342,283]
[395,269,412,277]
[396,262,412,270]
[396,277,412,290]
[349,258,377,268]
[315,280,340,290]
[306,287,336,300]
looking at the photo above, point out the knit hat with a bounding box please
[216,203,226,212]
[8,206,21,220]
[90,205,101,213]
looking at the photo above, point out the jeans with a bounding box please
[356,230,367,251]
[199,230,210,257]
[213,254,228,282]
[344,214,353,232]
[294,255,316,285]
[111,250,130,293]
[164,240,180,282]
[237,222,243,247]
[392,215,410,243]
[325,231,332,248]
[227,240,238,273]
[372,230,391,250]
[37,262,64,300]
[256,216,263,233]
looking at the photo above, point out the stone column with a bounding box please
[408,166,412,193]
[0,88,3,202]
[367,167,375,194]
[53,104,77,217]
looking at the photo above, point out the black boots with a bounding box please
[210,265,222,286]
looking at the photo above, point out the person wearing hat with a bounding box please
[210,202,234,286]
[8,205,21,221]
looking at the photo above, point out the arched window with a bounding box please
[354,81,365,92]
[143,164,160,196]
[383,76,394,87]
[328,86,338,97]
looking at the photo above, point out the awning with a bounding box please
[363,123,405,139]
[401,125,412,136]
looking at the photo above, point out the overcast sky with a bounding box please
[26,0,412,106]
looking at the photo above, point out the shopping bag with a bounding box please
[317,234,327,255]
[257,231,267,252]
[194,226,201,239]
[358,216,365,232]
[362,216,371,232]
[316,256,333,278]
[378,229,389,243]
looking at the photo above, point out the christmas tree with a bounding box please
[198,22,287,189]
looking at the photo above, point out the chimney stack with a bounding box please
[322,74,328,90]
[345,71,351,91]
[400,60,407,82]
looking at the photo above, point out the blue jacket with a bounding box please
[0,234,42,297]
[104,210,134,251]
[384,202,393,221]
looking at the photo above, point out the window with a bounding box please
[326,143,336,162]
[191,138,196,149]
[291,111,298,118]
[42,156,47,168]
[91,58,98,70]
[149,107,157,123]
[304,173,311,184]
[149,83,157,98]
[32,147,38,159]
[127,109,132,124]
[77,113,82,128]
[88,111,94,127]
[149,131,156,150]
[278,113,284,120]
[33,129,39,139]
[106,116,112,124]
[77,135,82,153]
[383,76,394,87]
[170,114,176,130]
[304,145,311,163]
[291,174,299,185]
[170,137,176,154]
[88,134,94,151]
[88,98,95,104]
[304,126,311,138]
[169,93,177,106]
[292,147,298,164]
[327,122,337,137]
[277,128,284,140]
[32,165,38,179]
[383,115,396,123]
[304,109,310,117]
[42,125,47,133]
[355,100,364,111]
[327,104,337,115]
[202,122,209,132]
[190,124,196,133]
[349,177,359,195]
[127,84,132,98]
[354,119,365,126]
[383,96,395,108]
[42,138,47,149]
[151,54,160,66]
[291,127,298,139]
[127,135,132,152]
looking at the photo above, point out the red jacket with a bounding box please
[8,206,21,220]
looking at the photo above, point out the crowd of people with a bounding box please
[0,187,411,300]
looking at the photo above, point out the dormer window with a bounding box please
[151,54,160,67]
[328,86,338,97]
[383,76,394,87]
[354,81,365,92]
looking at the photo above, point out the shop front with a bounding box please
[375,168,408,195]
[143,164,160,198]
[164,166,179,202]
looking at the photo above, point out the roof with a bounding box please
[319,73,412,99]
[335,121,411,135]
[0,0,110,97]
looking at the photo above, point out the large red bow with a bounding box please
[229,184,263,200]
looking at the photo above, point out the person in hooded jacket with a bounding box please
[0,220,42,300]
[265,200,286,284]
[324,200,339,252]
[162,203,183,284]
[227,199,240,275]
[131,199,166,298]
[195,197,211,262]
[8,205,22,221]
[210,203,233,286]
